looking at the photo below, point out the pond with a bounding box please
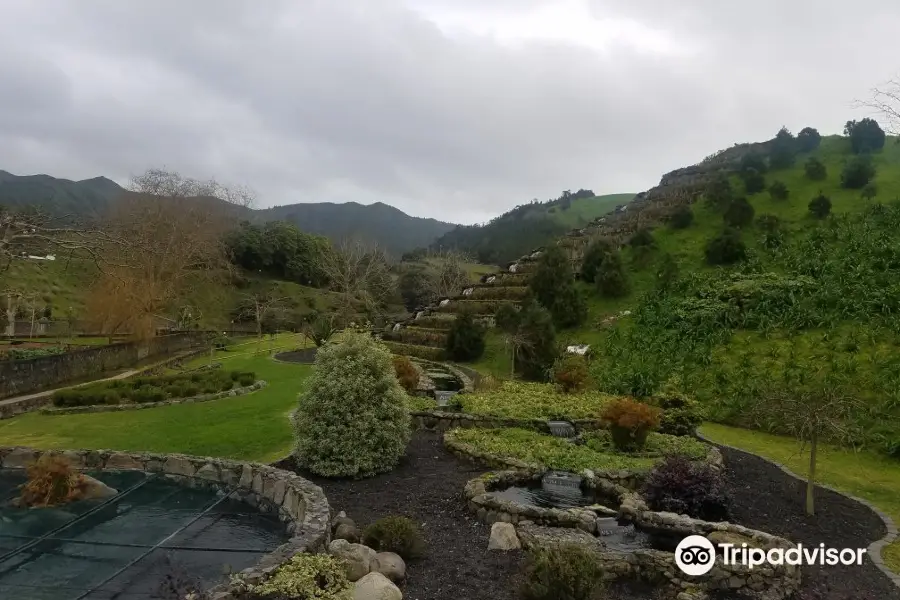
[0,470,289,600]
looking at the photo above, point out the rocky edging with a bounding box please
[0,446,331,599]
[39,380,268,415]
[466,469,798,600]
[413,411,605,435]
[697,433,900,590]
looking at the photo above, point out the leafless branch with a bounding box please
[854,76,900,134]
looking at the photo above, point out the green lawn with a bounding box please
[701,422,900,573]
[0,344,313,463]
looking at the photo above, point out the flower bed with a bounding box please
[459,381,618,421]
[50,369,258,409]
[41,380,268,415]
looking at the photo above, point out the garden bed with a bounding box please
[458,381,618,422]
[277,430,525,600]
[445,427,718,487]
[48,369,258,409]
[718,445,900,600]
[40,380,268,415]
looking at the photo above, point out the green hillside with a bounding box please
[431,191,635,265]
[467,132,900,456]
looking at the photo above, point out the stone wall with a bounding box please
[0,332,205,400]
[40,380,268,415]
[0,446,332,598]
[413,410,604,436]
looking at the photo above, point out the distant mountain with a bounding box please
[432,191,636,265]
[256,201,455,257]
[0,170,457,256]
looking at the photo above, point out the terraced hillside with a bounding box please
[382,137,776,361]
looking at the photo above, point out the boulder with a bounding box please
[335,522,361,543]
[328,539,376,582]
[353,572,402,600]
[371,552,406,583]
[488,522,520,551]
[77,475,118,501]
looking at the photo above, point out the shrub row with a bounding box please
[52,369,257,408]
[384,328,448,348]
[382,341,447,361]
[409,316,456,330]
[465,286,531,301]
[435,300,511,315]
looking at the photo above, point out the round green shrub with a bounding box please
[294,333,411,478]
[237,552,352,599]
[521,544,605,600]
[652,390,705,437]
[362,516,425,559]
[131,386,166,403]
[237,373,256,387]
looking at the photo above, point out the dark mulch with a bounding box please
[286,431,524,600]
[720,445,900,600]
[273,349,317,364]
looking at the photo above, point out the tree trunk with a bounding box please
[5,295,16,338]
[806,432,818,516]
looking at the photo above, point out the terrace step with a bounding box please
[383,341,447,361]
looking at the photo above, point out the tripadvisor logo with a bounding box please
[674,535,867,576]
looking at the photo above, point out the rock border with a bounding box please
[39,380,268,415]
[0,446,331,599]
[413,410,605,436]
[467,468,798,600]
[698,432,900,589]
[444,429,723,489]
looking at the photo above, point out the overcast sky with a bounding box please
[1,0,897,224]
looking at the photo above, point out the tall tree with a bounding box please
[318,238,394,323]
[91,169,251,339]
[528,246,586,329]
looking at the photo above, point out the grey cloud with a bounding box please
[0,0,897,224]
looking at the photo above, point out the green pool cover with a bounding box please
[0,470,288,599]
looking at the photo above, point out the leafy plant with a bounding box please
[461,381,614,420]
[768,181,789,201]
[641,454,730,521]
[362,516,425,559]
[529,245,587,328]
[551,354,591,394]
[580,238,615,282]
[392,355,420,393]
[595,251,630,298]
[723,197,755,228]
[840,155,876,189]
[705,228,746,265]
[808,193,832,219]
[651,387,705,437]
[294,333,411,478]
[804,157,827,181]
[521,545,605,600]
[600,398,661,451]
[446,309,487,361]
[669,205,694,229]
[234,553,352,599]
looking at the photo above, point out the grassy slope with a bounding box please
[702,423,900,572]
[0,335,311,462]
[545,193,636,227]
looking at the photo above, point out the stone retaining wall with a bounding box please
[413,410,605,436]
[0,446,331,598]
[0,332,206,400]
[40,380,268,415]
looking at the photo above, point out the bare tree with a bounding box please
[318,238,394,323]
[91,169,250,339]
[855,76,900,134]
[424,249,471,302]
[237,292,288,353]
[0,208,111,271]
[750,360,860,516]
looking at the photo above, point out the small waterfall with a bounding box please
[434,390,458,407]
[486,276,496,284]
[415,311,424,320]
[462,287,474,296]
[541,471,583,491]
[509,264,518,273]
[392,323,401,332]
[548,420,577,439]
[439,299,450,307]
